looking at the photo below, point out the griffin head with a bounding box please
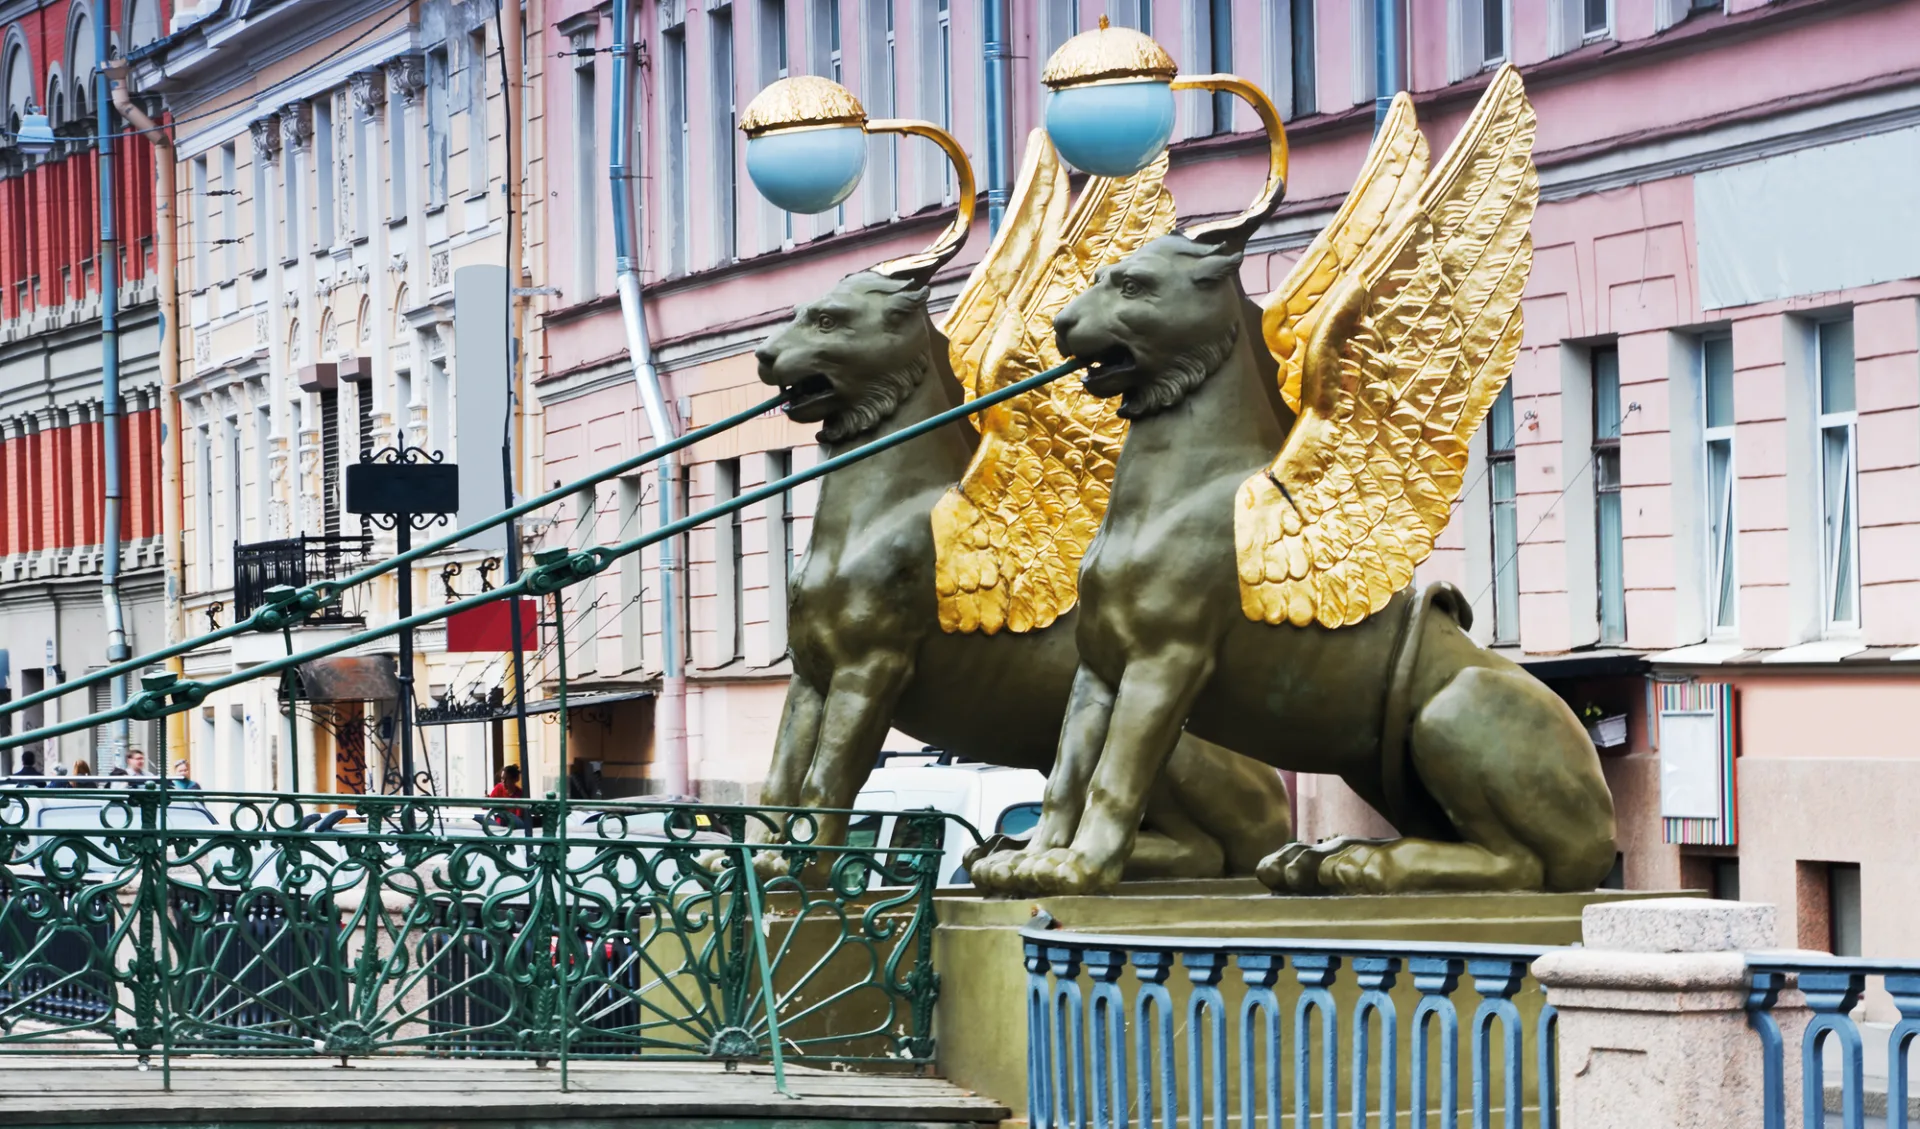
[757,272,934,443]
[1053,235,1246,419]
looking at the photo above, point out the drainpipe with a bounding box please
[611,0,689,795]
[95,15,131,767]
[108,67,181,766]
[1373,0,1401,132]
[982,0,1012,234]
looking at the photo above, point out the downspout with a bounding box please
[109,67,181,765]
[96,15,130,766]
[1373,0,1401,132]
[611,0,689,795]
[981,0,1012,234]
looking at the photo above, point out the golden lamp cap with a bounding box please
[739,75,868,137]
[1041,16,1178,90]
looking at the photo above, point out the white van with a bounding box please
[850,751,1045,888]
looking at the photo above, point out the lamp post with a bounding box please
[10,104,55,156]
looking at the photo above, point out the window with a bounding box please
[351,101,369,238]
[765,449,794,656]
[761,0,790,79]
[572,36,599,297]
[226,418,243,571]
[1108,0,1150,33]
[1816,318,1858,630]
[426,48,450,207]
[711,6,738,262]
[715,459,744,661]
[1711,857,1740,901]
[1488,382,1520,643]
[1691,0,1719,9]
[255,404,272,539]
[315,97,335,247]
[195,423,213,589]
[1482,0,1507,63]
[1702,335,1736,632]
[662,24,689,274]
[427,358,450,456]
[467,31,489,196]
[1584,0,1609,36]
[252,146,270,272]
[220,144,238,280]
[936,0,953,200]
[282,136,300,261]
[618,475,646,670]
[863,0,899,219]
[320,388,342,536]
[1206,0,1233,133]
[1592,346,1625,644]
[191,156,210,287]
[389,72,409,219]
[1043,0,1078,60]
[1290,0,1316,118]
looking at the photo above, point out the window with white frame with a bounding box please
[618,475,646,671]
[711,5,738,263]
[467,31,489,197]
[220,143,238,281]
[1592,345,1625,644]
[1108,0,1150,33]
[191,155,209,287]
[1042,0,1078,62]
[315,97,335,247]
[1482,0,1507,63]
[662,21,690,273]
[765,449,794,657]
[1701,335,1736,633]
[1816,318,1859,630]
[282,139,300,260]
[252,145,270,272]
[426,47,450,207]
[1584,0,1610,36]
[226,417,243,575]
[255,403,272,540]
[351,99,369,239]
[1488,381,1520,643]
[1290,0,1316,118]
[715,459,744,661]
[388,70,408,219]
[572,30,599,297]
[863,0,898,220]
[761,0,793,245]
[195,422,213,589]
[935,0,952,200]
[1454,0,1507,78]
[1203,0,1233,133]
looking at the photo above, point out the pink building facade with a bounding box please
[529,0,1920,956]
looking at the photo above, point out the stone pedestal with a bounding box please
[1534,897,1811,1129]
[935,881,1672,1120]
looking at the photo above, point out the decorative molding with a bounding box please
[279,101,314,151]
[429,250,451,290]
[387,253,408,274]
[389,53,428,108]
[250,115,281,161]
[349,67,388,116]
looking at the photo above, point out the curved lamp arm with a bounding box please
[1168,74,1290,245]
[867,119,978,285]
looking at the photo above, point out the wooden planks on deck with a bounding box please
[0,1056,1012,1127]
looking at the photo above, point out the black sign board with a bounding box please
[347,461,460,516]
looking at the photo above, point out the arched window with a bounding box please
[128,0,163,49]
[67,8,97,100]
[3,36,33,136]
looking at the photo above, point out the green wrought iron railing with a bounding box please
[0,785,965,1090]
[0,358,1087,753]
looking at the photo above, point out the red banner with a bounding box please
[445,599,539,652]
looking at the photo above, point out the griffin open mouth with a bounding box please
[1080,346,1138,395]
[782,374,836,414]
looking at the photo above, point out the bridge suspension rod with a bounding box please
[0,359,1087,752]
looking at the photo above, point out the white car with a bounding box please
[850,752,1045,888]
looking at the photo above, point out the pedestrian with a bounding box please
[72,759,92,785]
[48,763,71,788]
[565,757,599,801]
[125,748,148,776]
[8,750,40,783]
[169,760,201,790]
[488,764,526,827]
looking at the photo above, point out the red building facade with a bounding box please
[0,0,170,768]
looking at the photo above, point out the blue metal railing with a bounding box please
[1022,919,1559,1129]
[1747,954,1920,1129]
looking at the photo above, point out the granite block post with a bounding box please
[1534,897,1811,1129]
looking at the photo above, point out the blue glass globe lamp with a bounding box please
[740,76,870,215]
[1040,20,1180,178]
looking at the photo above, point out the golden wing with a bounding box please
[1263,92,1428,414]
[932,140,1177,634]
[1235,65,1537,629]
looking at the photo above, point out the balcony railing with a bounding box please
[233,535,373,624]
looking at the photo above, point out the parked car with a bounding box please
[850,750,1045,887]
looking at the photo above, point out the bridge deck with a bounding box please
[1,1056,1011,1127]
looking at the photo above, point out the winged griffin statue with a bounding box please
[968,55,1618,896]
[738,76,1293,880]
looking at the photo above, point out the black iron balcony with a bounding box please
[233,535,374,625]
